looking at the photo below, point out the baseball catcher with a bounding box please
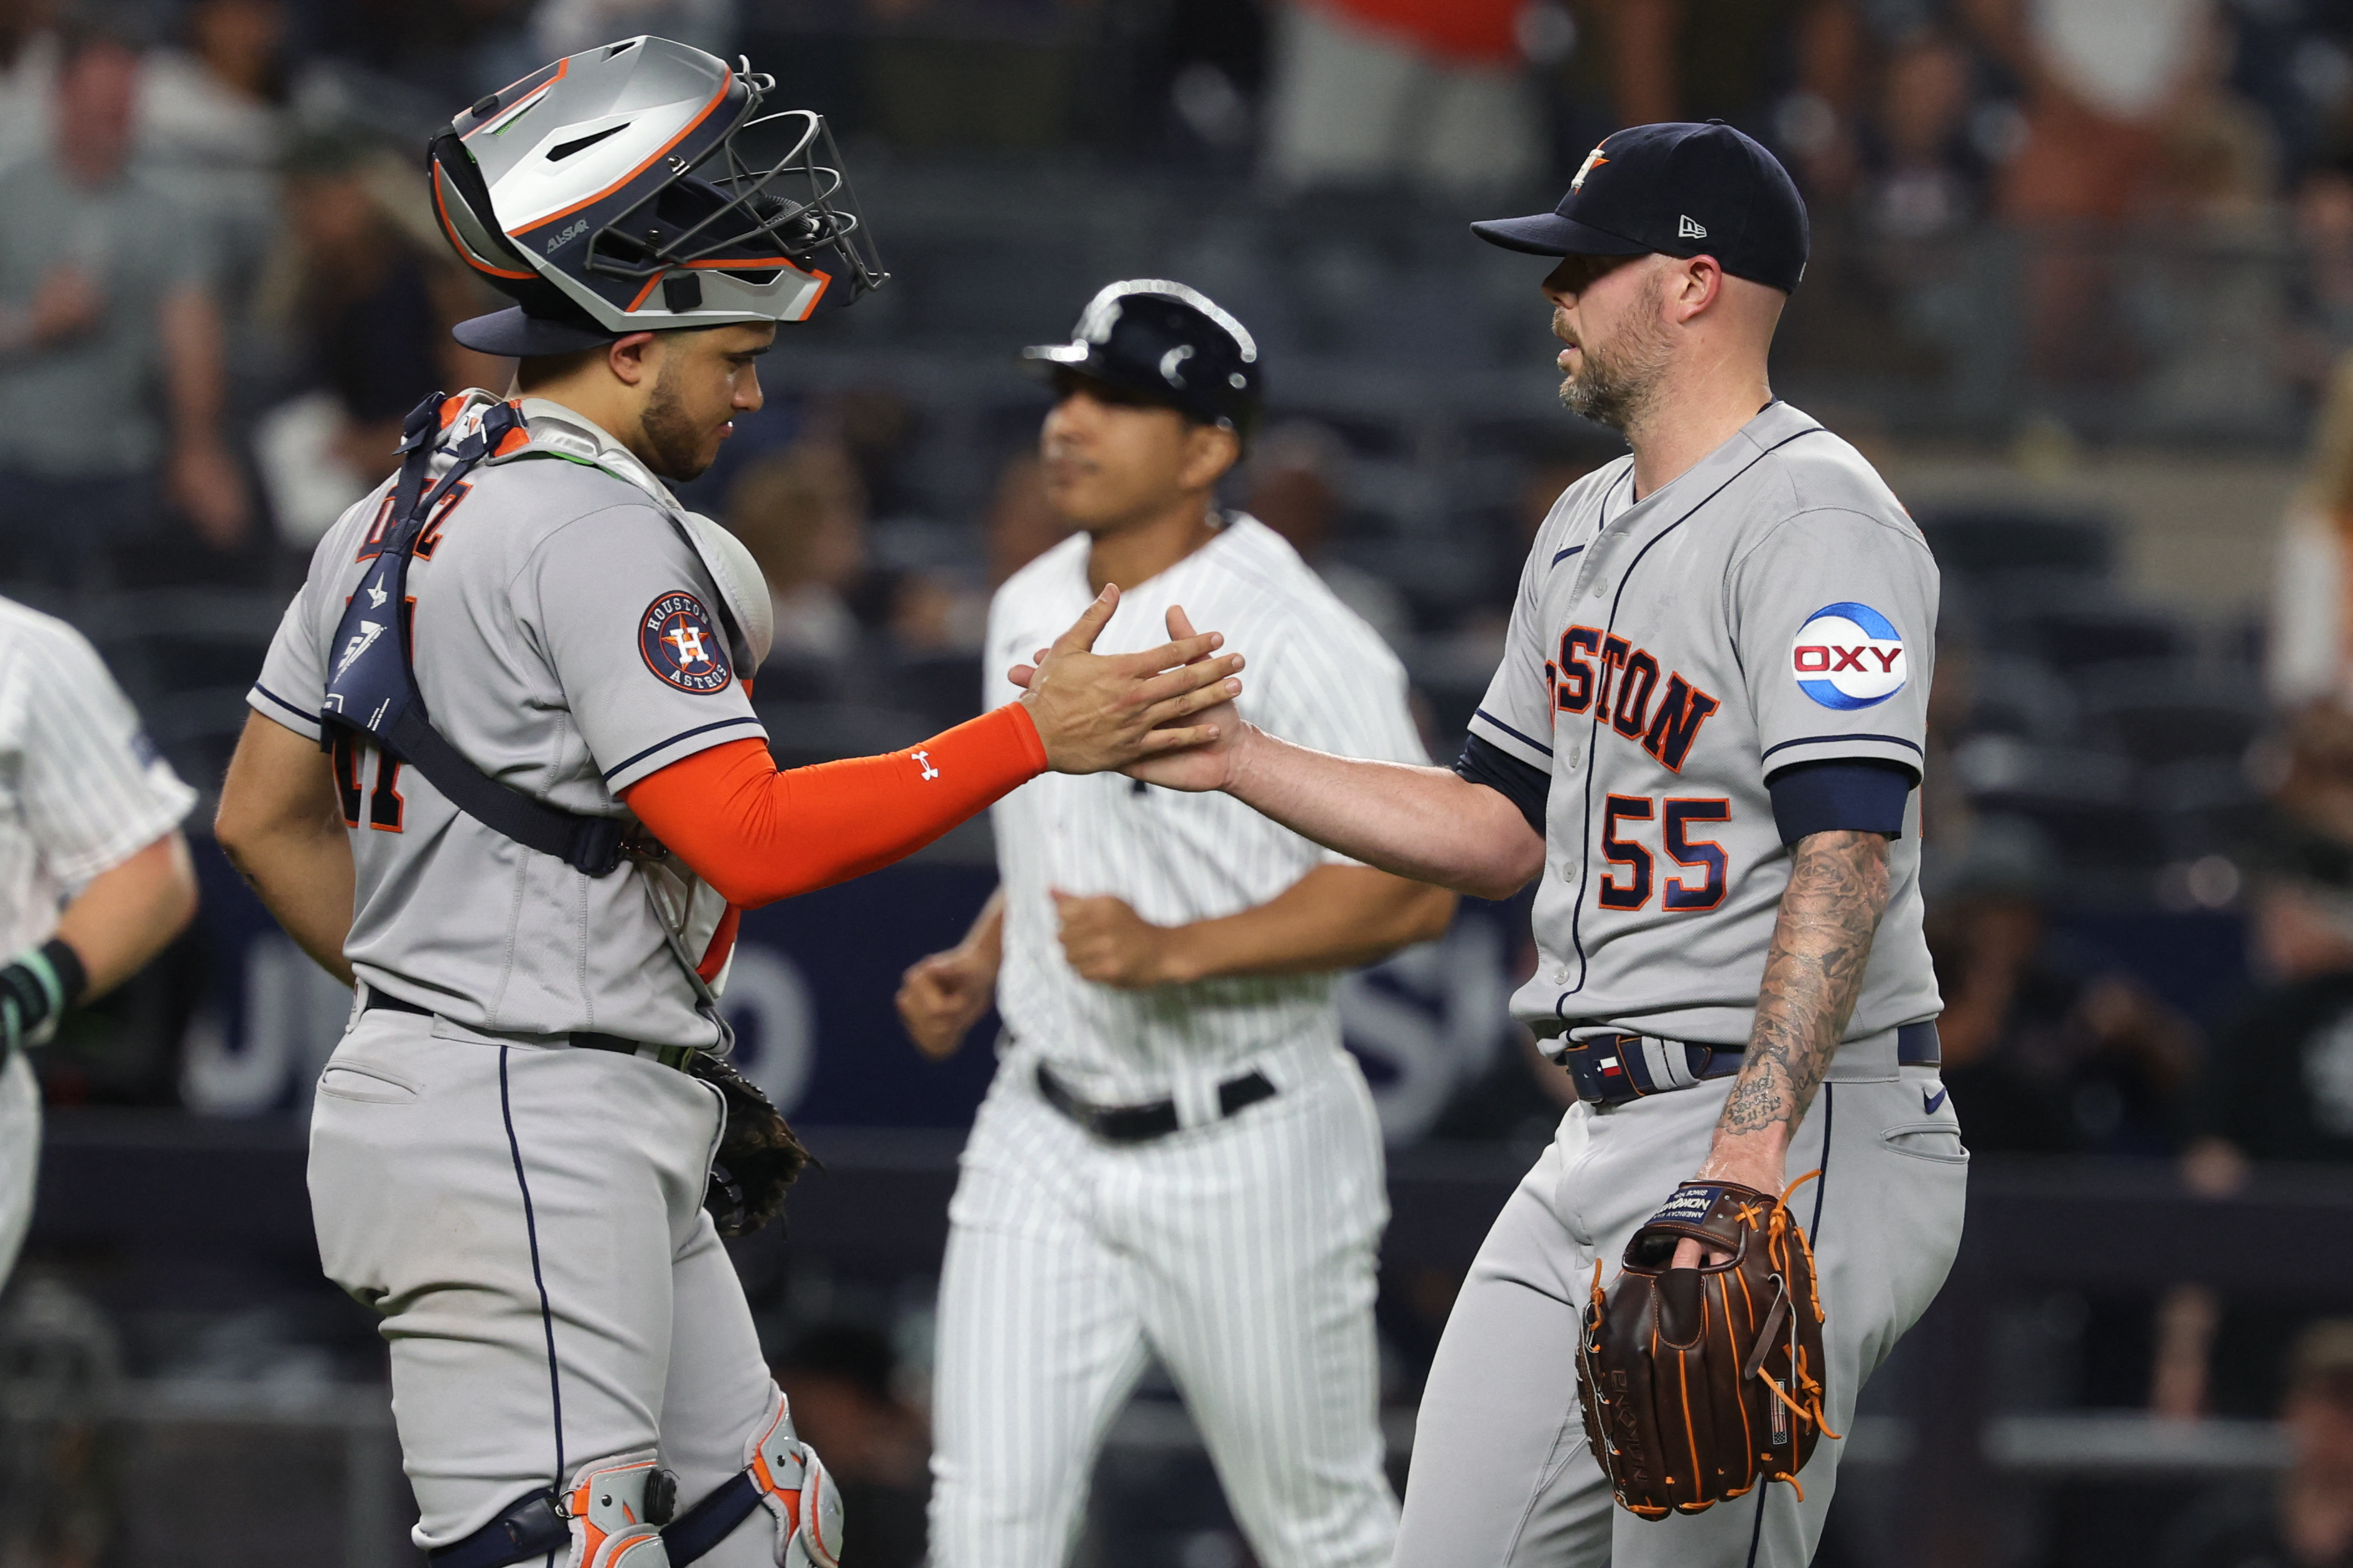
[216,35,1242,1568]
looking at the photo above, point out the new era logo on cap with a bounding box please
[1468,121,1810,295]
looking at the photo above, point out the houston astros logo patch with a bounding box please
[640,591,732,694]
[1791,602,1905,710]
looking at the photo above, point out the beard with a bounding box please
[639,361,716,481]
[1559,275,1673,432]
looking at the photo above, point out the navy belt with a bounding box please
[1540,1021,1941,1108]
[1035,1062,1276,1144]
[363,990,694,1068]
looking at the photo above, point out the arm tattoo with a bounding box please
[1716,830,1892,1141]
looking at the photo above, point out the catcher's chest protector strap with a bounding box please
[319,391,627,878]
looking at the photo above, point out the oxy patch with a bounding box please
[1791,601,1906,710]
[640,590,732,695]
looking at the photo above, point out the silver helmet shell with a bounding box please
[430,35,884,350]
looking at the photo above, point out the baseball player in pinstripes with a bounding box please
[0,595,198,1286]
[212,42,1244,1568]
[1102,123,1968,1566]
[895,281,1457,1568]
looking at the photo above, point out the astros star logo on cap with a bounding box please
[1572,142,1610,191]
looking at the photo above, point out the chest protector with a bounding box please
[317,389,768,882]
[319,392,636,875]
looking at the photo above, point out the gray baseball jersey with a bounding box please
[1468,401,1940,1046]
[249,396,762,1047]
[985,516,1427,1099]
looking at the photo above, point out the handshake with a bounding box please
[1012,583,1244,792]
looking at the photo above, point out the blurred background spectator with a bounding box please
[0,17,245,587]
[2160,1319,2353,1568]
[1242,418,1410,645]
[729,440,870,695]
[1259,0,1543,192]
[248,131,508,547]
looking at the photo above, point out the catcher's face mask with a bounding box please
[429,35,886,345]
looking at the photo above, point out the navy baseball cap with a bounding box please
[1023,279,1263,440]
[1471,121,1809,294]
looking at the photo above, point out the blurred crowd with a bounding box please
[6,0,2353,588]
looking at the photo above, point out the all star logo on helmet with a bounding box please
[1572,143,1611,190]
[640,590,732,694]
[1791,601,1906,710]
[544,218,589,253]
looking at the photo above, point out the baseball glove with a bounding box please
[1575,1176,1839,1519]
[689,1052,814,1238]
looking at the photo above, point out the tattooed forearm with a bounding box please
[1712,829,1891,1144]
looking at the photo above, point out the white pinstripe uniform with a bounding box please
[0,597,195,1283]
[929,516,1425,1568]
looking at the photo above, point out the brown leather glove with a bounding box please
[688,1052,813,1238]
[1575,1177,1838,1519]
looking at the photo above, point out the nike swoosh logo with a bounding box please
[1923,1086,1949,1115]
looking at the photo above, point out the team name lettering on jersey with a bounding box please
[1545,626,1722,771]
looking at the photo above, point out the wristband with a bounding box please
[0,937,86,1056]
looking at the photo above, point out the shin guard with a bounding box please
[660,1392,841,1568]
[559,1450,674,1568]
[746,1394,842,1568]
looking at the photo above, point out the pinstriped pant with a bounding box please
[0,1052,37,1288]
[929,1042,1398,1568]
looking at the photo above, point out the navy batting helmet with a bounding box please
[428,35,887,356]
[1023,280,1263,442]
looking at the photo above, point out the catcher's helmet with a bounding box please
[429,35,886,356]
[1023,280,1262,442]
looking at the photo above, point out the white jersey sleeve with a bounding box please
[1727,506,1937,784]
[14,621,194,889]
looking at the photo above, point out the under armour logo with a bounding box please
[1679,214,1708,239]
[915,750,939,781]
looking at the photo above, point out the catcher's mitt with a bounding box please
[689,1052,814,1238]
[1575,1176,1838,1519]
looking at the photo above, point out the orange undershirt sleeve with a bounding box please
[622,703,1049,909]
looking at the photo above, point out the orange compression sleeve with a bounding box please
[622,704,1050,908]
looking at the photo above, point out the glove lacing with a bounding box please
[1743,1169,1842,1501]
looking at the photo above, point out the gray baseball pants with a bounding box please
[1394,1038,1967,1567]
[307,1007,784,1566]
